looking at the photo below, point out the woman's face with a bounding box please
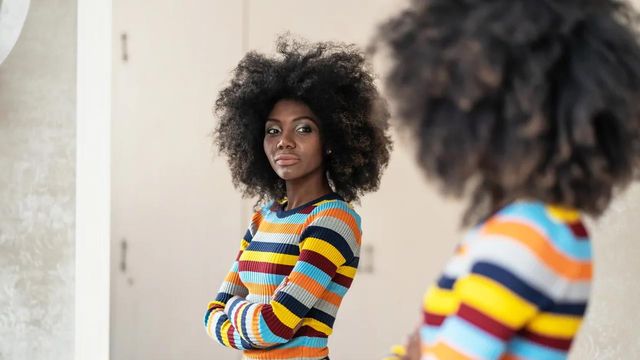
[264,99,325,182]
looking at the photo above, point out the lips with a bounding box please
[274,154,300,166]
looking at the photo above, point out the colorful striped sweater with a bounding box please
[204,193,361,359]
[387,201,592,360]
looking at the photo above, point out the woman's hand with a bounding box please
[402,327,421,360]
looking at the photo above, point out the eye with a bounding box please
[296,125,312,134]
[265,127,280,135]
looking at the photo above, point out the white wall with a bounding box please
[0,0,76,359]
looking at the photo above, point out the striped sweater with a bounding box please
[204,193,361,359]
[388,201,592,360]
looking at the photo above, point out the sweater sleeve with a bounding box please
[223,203,361,347]
[203,211,263,350]
[424,216,586,359]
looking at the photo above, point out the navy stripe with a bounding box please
[243,229,253,242]
[472,261,552,308]
[246,241,300,255]
[273,291,310,319]
[215,292,234,304]
[301,225,354,262]
[548,302,588,315]
[307,307,336,328]
[240,302,253,344]
[214,314,226,345]
[346,256,359,268]
[437,275,456,290]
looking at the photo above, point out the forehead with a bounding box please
[267,99,316,120]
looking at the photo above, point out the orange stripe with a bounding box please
[289,272,326,298]
[251,305,266,346]
[321,290,343,307]
[481,219,592,280]
[427,342,473,360]
[224,272,243,285]
[303,208,361,244]
[244,346,328,357]
[257,221,301,234]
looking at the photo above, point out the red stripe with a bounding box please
[298,250,337,275]
[568,222,588,239]
[261,304,293,340]
[299,205,315,214]
[294,325,328,338]
[520,328,573,351]
[457,303,515,341]
[424,311,446,326]
[333,273,353,288]
[226,325,237,348]
[238,260,294,275]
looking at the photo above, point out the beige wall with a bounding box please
[0,0,76,359]
[110,1,640,359]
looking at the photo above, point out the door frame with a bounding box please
[75,0,112,359]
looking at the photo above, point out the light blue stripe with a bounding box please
[276,336,328,349]
[508,337,567,360]
[294,261,332,284]
[498,202,592,260]
[439,317,506,359]
[258,314,288,344]
[420,325,439,345]
[240,272,285,285]
[325,282,348,297]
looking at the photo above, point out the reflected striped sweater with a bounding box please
[387,201,592,360]
[204,193,361,360]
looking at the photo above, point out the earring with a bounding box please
[326,149,333,155]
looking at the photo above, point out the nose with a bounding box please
[277,132,295,150]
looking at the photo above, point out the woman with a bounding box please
[204,36,392,360]
[375,0,640,359]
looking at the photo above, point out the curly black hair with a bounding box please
[214,35,392,203]
[375,0,640,224]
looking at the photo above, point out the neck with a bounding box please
[284,169,332,210]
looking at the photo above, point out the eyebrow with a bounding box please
[266,116,317,123]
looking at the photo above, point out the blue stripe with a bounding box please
[472,261,552,308]
[301,225,354,261]
[214,292,234,304]
[240,302,253,346]
[439,317,506,358]
[214,313,226,345]
[277,336,328,349]
[258,315,288,344]
[243,229,253,242]
[325,282,348,297]
[246,241,300,255]
[294,261,332,285]
[437,275,456,290]
[508,337,567,360]
[240,272,285,285]
[420,325,439,345]
[203,307,214,327]
[498,202,591,260]
[273,291,311,319]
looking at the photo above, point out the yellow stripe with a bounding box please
[219,321,232,347]
[423,286,459,316]
[546,205,581,222]
[527,312,582,338]
[301,317,332,335]
[336,265,357,278]
[301,237,346,266]
[271,300,301,329]
[455,274,537,328]
[240,250,298,265]
[240,239,249,249]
